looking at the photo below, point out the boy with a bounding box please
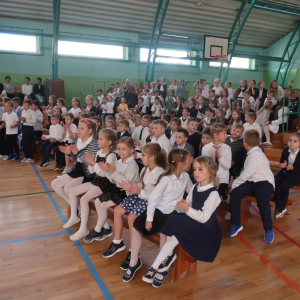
[193,77,209,99]
[199,127,211,156]
[224,81,234,101]
[0,101,20,161]
[141,89,151,108]
[97,89,104,105]
[186,117,201,159]
[56,113,78,173]
[118,97,128,112]
[202,123,232,199]
[80,112,90,120]
[180,107,189,129]
[201,108,214,129]
[135,97,146,117]
[225,124,243,169]
[130,114,142,134]
[33,77,45,104]
[243,112,261,139]
[0,97,9,159]
[207,89,217,107]
[167,117,181,146]
[117,119,131,140]
[151,97,163,120]
[20,99,36,163]
[91,116,102,136]
[12,97,23,133]
[39,113,63,168]
[174,128,194,157]
[150,89,164,106]
[95,98,100,108]
[162,114,172,136]
[32,100,44,140]
[228,129,274,243]
[151,119,172,155]
[132,115,150,152]
[20,77,34,104]
[241,90,255,111]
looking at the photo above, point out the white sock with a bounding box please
[94,200,114,232]
[113,239,122,244]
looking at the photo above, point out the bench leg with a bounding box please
[168,245,197,282]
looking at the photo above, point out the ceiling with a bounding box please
[0,0,299,49]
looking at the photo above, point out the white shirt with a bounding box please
[116,155,134,177]
[224,108,232,119]
[98,95,104,104]
[228,88,234,100]
[0,106,5,121]
[276,86,284,99]
[138,166,166,200]
[170,131,176,146]
[44,123,64,141]
[132,125,149,151]
[1,90,7,97]
[242,96,255,111]
[146,172,193,221]
[180,116,188,129]
[107,102,114,113]
[152,134,172,156]
[203,116,212,128]
[151,104,162,117]
[232,147,275,189]
[68,107,82,118]
[33,109,44,131]
[243,121,261,139]
[62,123,78,143]
[219,97,231,109]
[21,109,36,126]
[213,85,223,95]
[88,150,117,176]
[2,112,19,135]
[60,107,67,116]
[264,97,277,106]
[256,110,270,125]
[160,85,164,91]
[101,104,107,114]
[22,84,33,95]
[185,183,221,223]
[288,148,299,165]
[142,95,150,107]
[202,142,232,184]
[202,85,209,98]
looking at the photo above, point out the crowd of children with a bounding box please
[1,76,300,288]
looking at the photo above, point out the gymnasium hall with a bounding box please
[1,0,300,299]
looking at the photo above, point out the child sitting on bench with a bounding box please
[274,132,300,219]
[228,129,275,243]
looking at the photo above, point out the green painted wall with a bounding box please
[1,17,266,106]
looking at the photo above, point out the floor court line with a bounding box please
[0,232,68,246]
[218,211,300,293]
[0,191,54,199]
[31,163,114,300]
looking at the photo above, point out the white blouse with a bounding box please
[88,149,117,176]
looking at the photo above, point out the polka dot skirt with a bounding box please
[121,195,148,216]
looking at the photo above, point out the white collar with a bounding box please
[78,136,93,146]
[170,173,184,181]
[247,146,259,155]
[197,183,214,192]
[179,143,186,148]
[208,141,222,148]
[156,134,166,141]
[289,148,300,155]
[118,155,134,165]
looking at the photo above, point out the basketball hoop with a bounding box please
[214,55,229,63]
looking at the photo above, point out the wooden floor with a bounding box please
[1,159,300,300]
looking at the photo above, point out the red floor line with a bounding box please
[218,211,300,293]
[250,205,300,249]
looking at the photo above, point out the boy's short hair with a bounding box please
[89,111,96,118]
[268,89,275,96]
[209,89,215,94]
[210,123,228,138]
[51,113,60,120]
[138,97,144,101]
[25,76,30,81]
[116,113,125,120]
[200,78,206,84]
[182,107,190,112]
[5,101,13,107]
[23,99,32,105]
[54,106,62,114]
[153,119,167,129]
[244,129,260,147]
[32,100,40,108]
[243,90,251,96]
[196,88,202,92]
[25,96,32,100]
[37,77,42,82]
[154,96,160,101]
[202,127,210,136]
[162,114,171,123]
[133,114,142,121]
[97,89,103,92]
[119,119,129,128]
[91,116,101,124]
[177,128,189,138]
[142,114,151,121]
[65,113,74,119]
[171,117,181,127]
[187,117,197,124]
[80,112,90,118]
[205,107,212,112]
[125,110,133,117]
[12,97,20,103]
[225,81,232,87]
[232,123,244,132]
[247,112,257,121]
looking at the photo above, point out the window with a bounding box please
[58,41,127,60]
[140,48,195,66]
[209,57,255,70]
[0,33,37,53]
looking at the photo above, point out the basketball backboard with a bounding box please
[203,35,229,60]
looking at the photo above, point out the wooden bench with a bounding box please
[67,201,197,282]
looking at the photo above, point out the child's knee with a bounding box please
[128,213,137,225]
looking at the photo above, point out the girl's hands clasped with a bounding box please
[177,199,190,211]
[85,152,96,166]
[58,144,72,155]
[98,161,116,173]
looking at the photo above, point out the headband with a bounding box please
[83,119,90,128]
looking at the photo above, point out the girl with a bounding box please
[124,110,134,130]
[102,143,167,268]
[208,100,216,114]
[274,132,300,219]
[180,107,189,129]
[215,109,225,125]
[142,156,222,287]
[261,99,289,146]
[220,98,231,122]
[106,96,115,117]
[228,110,242,130]
[188,97,197,118]
[255,81,268,111]
[256,101,273,126]
[51,119,98,217]
[115,113,125,128]
[83,95,100,115]
[57,98,67,116]
[233,79,247,111]
[68,97,82,126]
[105,120,117,132]
[241,100,254,123]
[168,78,177,96]
[66,129,117,241]
[197,96,207,121]
[157,76,167,99]
[122,148,193,282]
[246,80,258,98]
[100,97,108,116]
[269,79,284,102]
[173,96,184,118]
[212,78,223,97]
[145,121,154,143]
[85,137,140,243]
[219,88,230,109]
[149,82,155,97]
[177,79,185,98]
[42,95,57,127]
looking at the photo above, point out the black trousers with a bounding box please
[55,141,71,166]
[19,93,35,104]
[0,122,8,155]
[40,140,60,163]
[23,125,35,159]
[218,183,228,198]
[6,134,19,156]
[34,130,43,141]
[230,180,273,231]
[7,93,15,99]
[274,171,300,210]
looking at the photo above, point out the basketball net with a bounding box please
[214,55,229,63]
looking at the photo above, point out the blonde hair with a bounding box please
[193,156,219,188]
[289,132,300,141]
[257,100,273,116]
[242,99,251,113]
[117,136,135,149]
[116,113,125,120]
[79,118,97,139]
[86,95,95,105]
[244,129,260,147]
[124,110,133,118]
[209,123,228,138]
[48,95,57,109]
[215,109,225,124]
[99,129,117,158]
